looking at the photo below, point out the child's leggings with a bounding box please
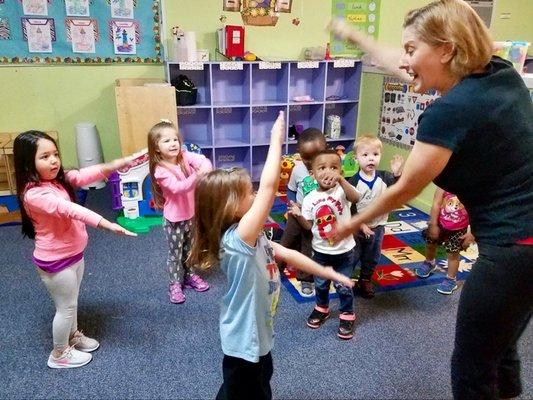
[37,258,84,350]
[164,218,194,284]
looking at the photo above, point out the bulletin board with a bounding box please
[330,0,380,57]
[378,76,440,149]
[0,0,161,64]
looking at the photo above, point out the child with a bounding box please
[292,149,361,340]
[348,134,404,298]
[13,131,137,369]
[279,128,326,297]
[188,112,353,399]
[147,120,212,304]
[416,188,475,295]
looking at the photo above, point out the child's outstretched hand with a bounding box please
[360,223,375,239]
[287,200,302,217]
[98,219,137,237]
[390,154,404,177]
[270,111,285,147]
[323,266,354,288]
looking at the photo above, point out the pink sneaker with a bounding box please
[169,283,185,304]
[183,274,210,292]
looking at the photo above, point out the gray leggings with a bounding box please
[37,258,84,350]
[164,219,195,284]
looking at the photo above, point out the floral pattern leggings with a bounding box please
[164,218,195,284]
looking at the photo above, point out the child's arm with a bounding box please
[427,187,445,240]
[238,111,285,246]
[188,152,213,175]
[338,176,360,203]
[390,154,404,178]
[155,164,198,194]
[287,201,312,230]
[271,241,354,288]
[460,226,476,249]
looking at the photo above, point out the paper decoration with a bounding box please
[22,17,55,53]
[378,76,439,149]
[111,20,137,54]
[241,0,278,26]
[178,61,204,70]
[223,0,241,12]
[66,19,97,53]
[333,59,355,68]
[22,0,48,16]
[276,0,292,13]
[258,61,281,69]
[296,61,319,68]
[65,0,90,17]
[111,0,134,19]
[0,18,10,40]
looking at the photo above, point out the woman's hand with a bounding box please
[360,223,375,239]
[323,266,355,288]
[98,219,137,237]
[331,219,360,243]
[460,230,476,250]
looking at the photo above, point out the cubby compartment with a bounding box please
[214,146,251,171]
[200,148,214,165]
[324,102,359,142]
[251,145,269,181]
[251,63,288,105]
[213,106,251,147]
[325,62,362,102]
[251,105,287,145]
[212,63,251,106]
[177,107,213,148]
[288,104,324,143]
[289,62,326,103]
[168,63,211,106]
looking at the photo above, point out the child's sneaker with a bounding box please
[415,261,436,278]
[69,330,99,352]
[357,278,375,299]
[300,281,315,297]
[437,277,458,295]
[169,282,186,303]
[47,346,92,369]
[183,274,210,292]
[337,312,356,340]
[306,306,330,329]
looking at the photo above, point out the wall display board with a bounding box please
[378,76,439,149]
[330,0,380,57]
[0,0,161,64]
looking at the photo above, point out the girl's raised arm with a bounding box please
[237,111,285,246]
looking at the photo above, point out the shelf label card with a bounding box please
[220,62,243,70]
[178,62,204,70]
[258,61,281,70]
[297,61,319,69]
[333,59,356,68]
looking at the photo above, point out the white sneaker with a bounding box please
[69,330,100,352]
[47,346,92,369]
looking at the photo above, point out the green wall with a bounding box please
[0,0,531,193]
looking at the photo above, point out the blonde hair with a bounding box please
[187,168,251,269]
[403,0,493,79]
[354,134,383,153]
[147,121,188,209]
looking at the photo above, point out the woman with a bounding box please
[329,0,532,398]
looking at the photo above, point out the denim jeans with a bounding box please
[355,225,385,280]
[312,248,356,313]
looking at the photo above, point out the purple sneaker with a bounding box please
[169,283,186,304]
[183,274,210,292]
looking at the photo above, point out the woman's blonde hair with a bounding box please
[147,121,189,209]
[187,168,251,269]
[403,0,493,79]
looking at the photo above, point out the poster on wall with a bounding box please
[111,20,136,54]
[378,77,439,149]
[111,0,134,19]
[22,17,55,53]
[65,0,90,17]
[67,18,97,53]
[330,0,380,57]
[22,0,49,16]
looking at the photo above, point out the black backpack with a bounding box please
[172,74,197,106]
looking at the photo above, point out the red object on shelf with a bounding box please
[225,25,245,58]
[325,42,331,60]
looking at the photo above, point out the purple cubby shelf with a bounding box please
[251,145,269,181]
[214,146,251,171]
[177,107,213,148]
[288,104,324,140]
[251,64,289,104]
[325,63,362,102]
[251,105,287,145]
[168,64,211,106]
[324,102,359,142]
[213,106,250,147]
[201,148,213,165]
[289,62,326,103]
[211,64,251,106]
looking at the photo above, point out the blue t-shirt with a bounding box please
[219,224,281,363]
[416,57,533,245]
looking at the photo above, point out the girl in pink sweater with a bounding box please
[14,131,137,369]
[148,121,212,304]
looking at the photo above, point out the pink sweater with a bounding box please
[154,151,212,223]
[24,165,108,261]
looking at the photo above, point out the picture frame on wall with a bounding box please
[276,0,292,13]
[223,0,241,12]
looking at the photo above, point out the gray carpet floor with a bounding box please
[0,188,531,399]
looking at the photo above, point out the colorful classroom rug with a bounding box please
[267,195,478,303]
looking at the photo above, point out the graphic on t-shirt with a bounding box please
[263,241,280,319]
[302,175,319,197]
[439,192,468,231]
[315,204,337,245]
